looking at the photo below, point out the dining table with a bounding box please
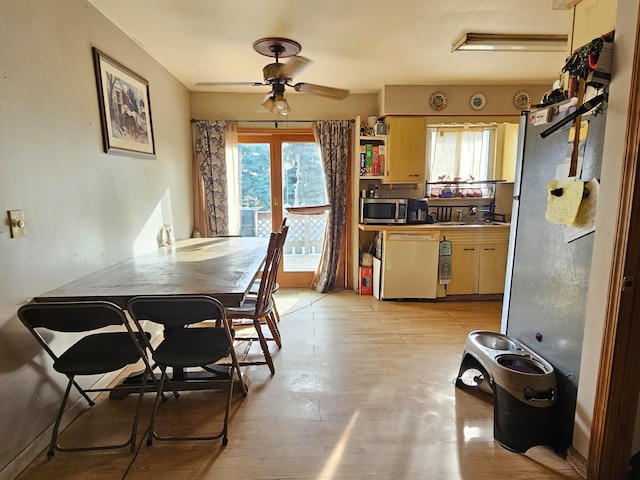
[33,236,269,397]
[33,236,269,308]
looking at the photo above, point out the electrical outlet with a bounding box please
[8,210,27,238]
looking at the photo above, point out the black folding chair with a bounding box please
[127,295,247,446]
[17,301,156,457]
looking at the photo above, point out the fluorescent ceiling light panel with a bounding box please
[452,33,568,52]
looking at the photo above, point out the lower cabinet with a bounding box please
[447,243,480,295]
[447,242,508,295]
[478,243,509,294]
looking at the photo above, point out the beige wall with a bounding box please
[0,0,193,476]
[570,0,618,50]
[191,91,379,123]
[382,84,551,116]
[571,0,627,460]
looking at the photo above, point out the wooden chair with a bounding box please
[249,217,287,322]
[17,301,158,457]
[226,226,288,374]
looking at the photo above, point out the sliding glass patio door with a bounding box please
[237,130,328,287]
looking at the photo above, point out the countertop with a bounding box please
[358,222,511,232]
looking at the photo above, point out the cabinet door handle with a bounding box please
[463,248,476,251]
[484,248,496,251]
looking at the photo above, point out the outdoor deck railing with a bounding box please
[258,211,327,254]
[241,209,327,255]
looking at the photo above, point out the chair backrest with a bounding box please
[274,224,289,278]
[17,301,138,362]
[254,227,288,313]
[127,295,228,330]
[18,301,128,332]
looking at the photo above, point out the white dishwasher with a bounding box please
[380,232,440,299]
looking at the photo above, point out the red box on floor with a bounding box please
[359,266,373,295]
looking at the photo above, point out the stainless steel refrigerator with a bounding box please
[501,106,607,452]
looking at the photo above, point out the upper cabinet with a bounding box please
[383,116,427,184]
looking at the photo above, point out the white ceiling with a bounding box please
[89,0,571,95]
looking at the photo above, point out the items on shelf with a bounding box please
[359,142,385,177]
[427,180,507,223]
[426,179,505,199]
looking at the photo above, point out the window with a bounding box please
[427,125,496,182]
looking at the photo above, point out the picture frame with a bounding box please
[92,47,155,159]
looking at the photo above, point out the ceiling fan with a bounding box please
[196,37,350,114]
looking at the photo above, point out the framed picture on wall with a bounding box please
[92,47,156,159]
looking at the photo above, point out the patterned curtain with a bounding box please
[192,120,229,236]
[312,120,351,293]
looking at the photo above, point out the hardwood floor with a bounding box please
[16,289,581,480]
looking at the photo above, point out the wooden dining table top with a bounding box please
[32,237,269,308]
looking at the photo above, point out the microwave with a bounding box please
[360,198,407,224]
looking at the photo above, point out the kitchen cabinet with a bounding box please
[357,224,510,299]
[383,116,427,184]
[447,241,508,295]
[447,243,480,295]
[478,243,508,294]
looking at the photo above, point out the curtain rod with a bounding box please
[191,119,355,124]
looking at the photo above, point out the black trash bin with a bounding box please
[492,354,558,453]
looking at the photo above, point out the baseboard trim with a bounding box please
[567,446,587,479]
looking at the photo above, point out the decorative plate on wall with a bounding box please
[430,91,448,111]
[514,90,532,109]
[470,93,486,110]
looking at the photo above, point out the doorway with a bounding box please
[237,129,328,287]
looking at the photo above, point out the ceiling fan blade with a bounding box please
[195,81,265,87]
[293,83,350,99]
[277,56,311,80]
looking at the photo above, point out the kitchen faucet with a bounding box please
[457,206,478,223]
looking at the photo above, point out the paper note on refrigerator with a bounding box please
[564,178,600,242]
[545,180,584,226]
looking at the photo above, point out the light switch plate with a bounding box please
[8,210,27,238]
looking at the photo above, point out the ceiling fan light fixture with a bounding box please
[452,33,568,52]
[274,93,291,114]
[261,96,276,112]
